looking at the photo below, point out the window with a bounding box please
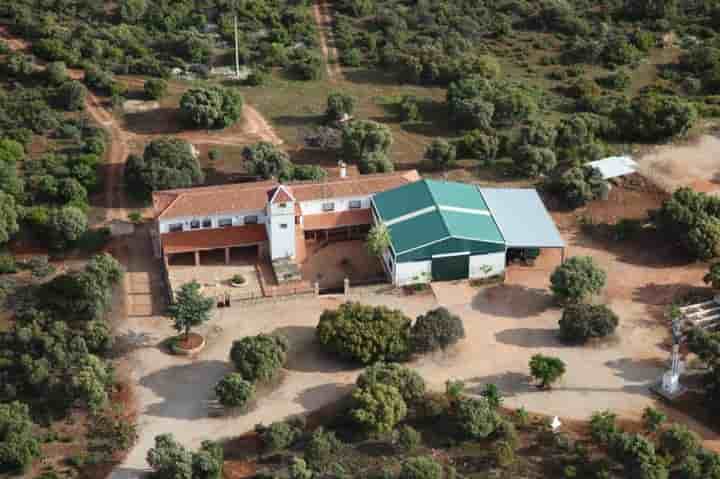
[349,200,362,209]
[244,215,259,224]
[218,218,233,227]
[322,202,335,212]
[190,219,200,230]
[168,223,183,233]
[279,202,287,208]
[202,218,212,228]
[280,223,288,229]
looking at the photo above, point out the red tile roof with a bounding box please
[153,170,421,220]
[161,224,267,254]
[302,209,372,231]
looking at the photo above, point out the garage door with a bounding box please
[432,254,469,282]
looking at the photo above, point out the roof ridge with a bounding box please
[423,180,451,238]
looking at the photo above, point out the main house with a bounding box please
[153,171,565,286]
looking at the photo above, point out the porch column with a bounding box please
[225,247,231,265]
[194,250,200,266]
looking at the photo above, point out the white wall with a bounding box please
[395,260,432,286]
[299,195,371,215]
[158,209,266,234]
[469,251,506,279]
[267,211,296,260]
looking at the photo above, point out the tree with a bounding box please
[316,301,412,364]
[410,307,465,354]
[59,177,88,206]
[705,262,720,289]
[0,192,19,245]
[399,456,443,479]
[0,401,40,473]
[124,137,204,199]
[179,86,244,129]
[214,373,255,408]
[350,382,408,434]
[513,145,557,178]
[48,205,87,249]
[304,427,342,468]
[46,61,68,85]
[167,280,214,340]
[229,334,288,383]
[397,425,421,451]
[458,130,499,164]
[242,142,294,181]
[529,354,566,389]
[192,441,223,479]
[325,92,357,123]
[144,78,167,100]
[519,121,557,148]
[341,120,394,172]
[659,424,699,463]
[456,397,499,439]
[0,139,24,199]
[147,434,193,479]
[550,256,607,304]
[257,420,302,453]
[614,94,697,142]
[424,139,456,171]
[558,303,619,344]
[356,362,426,404]
[642,407,666,432]
[451,98,495,130]
[119,0,147,23]
[366,223,391,257]
[546,166,607,209]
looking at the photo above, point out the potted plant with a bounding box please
[230,273,246,287]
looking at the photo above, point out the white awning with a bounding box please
[587,156,638,180]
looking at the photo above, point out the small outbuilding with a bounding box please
[371,179,565,286]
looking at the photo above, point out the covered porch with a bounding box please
[160,224,268,267]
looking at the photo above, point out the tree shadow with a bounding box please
[632,283,709,326]
[343,68,400,86]
[139,360,231,420]
[494,328,562,348]
[465,371,535,398]
[604,357,666,383]
[273,114,323,127]
[293,382,353,411]
[271,325,356,373]
[472,284,554,318]
[110,329,160,359]
[122,108,185,135]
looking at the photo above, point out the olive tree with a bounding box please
[704,262,720,289]
[550,256,607,304]
[167,280,214,341]
[513,145,557,178]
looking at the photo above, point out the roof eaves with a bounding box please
[475,187,507,244]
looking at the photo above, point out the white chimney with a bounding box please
[339,161,347,178]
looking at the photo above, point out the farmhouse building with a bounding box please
[153,173,564,287]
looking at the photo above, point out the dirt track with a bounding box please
[313,0,342,82]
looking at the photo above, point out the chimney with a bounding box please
[338,160,347,179]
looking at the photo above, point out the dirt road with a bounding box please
[312,0,342,82]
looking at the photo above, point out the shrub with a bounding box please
[423,139,457,171]
[46,61,68,85]
[179,86,244,129]
[456,397,498,439]
[546,166,608,209]
[144,79,168,100]
[399,456,443,479]
[529,354,566,389]
[316,302,412,364]
[341,120,394,172]
[641,407,666,432]
[397,425,421,451]
[214,373,255,408]
[0,254,17,274]
[481,383,503,409]
[289,457,313,479]
[658,424,699,463]
[258,420,302,453]
[48,205,88,249]
[513,145,557,178]
[458,130,499,164]
[242,142,294,182]
[559,303,619,343]
[494,440,516,467]
[654,188,720,260]
[325,92,357,123]
[351,383,408,434]
[356,362,426,404]
[55,81,87,111]
[399,95,421,122]
[550,256,607,304]
[229,334,288,383]
[0,401,41,473]
[410,307,465,354]
[590,410,619,444]
[304,427,342,468]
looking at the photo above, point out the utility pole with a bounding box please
[234,12,240,79]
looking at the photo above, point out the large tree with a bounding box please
[0,401,41,473]
[47,205,87,249]
[179,86,244,129]
[550,256,607,304]
[167,280,214,340]
[229,334,288,383]
[242,142,294,181]
[350,382,407,434]
[0,192,19,245]
[341,120,394,173]
[124,137,203,199]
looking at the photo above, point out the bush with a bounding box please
[48,205,88,249]
[456,397,498,439]
[397,425,421,451]
[55,81,87,111]
[641,407,666,432]
[481,383,503,409]
[325,92,357,123]
[242,142,294,182]
[316,302,412,364]
[356,362,426,405]
[0,401,41,473]
[124,137,203,199]
[546,166,608,209]
[399,456,443,479]
[411,307,465,354]
[459,130,499,164]
[351,383,408,434]
[559,303,619,343]
[144,79,168,100]
[229,334,288,383]
[529,354,566,389]
[304,427,342,468]
[258,420,302,453]
[494,440,516,467]
[46,61,68,85]
[513,145,557,178]
[590,410,618,444]
[550,256,607,304]
[658,424,699,463]
[214,373,255,408]
[0,254,17,274]
[179,86,244,129]
[423,140,456,171]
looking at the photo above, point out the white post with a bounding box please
[233,14,240,79]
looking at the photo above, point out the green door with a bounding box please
[432,254,469,282]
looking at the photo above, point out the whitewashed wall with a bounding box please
[469,251,506,279]
[267,212,296,260]
[395,260,432,286]
[299,195,371,215]
[158,209,267,234]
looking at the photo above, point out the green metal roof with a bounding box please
[373,179,505,255]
